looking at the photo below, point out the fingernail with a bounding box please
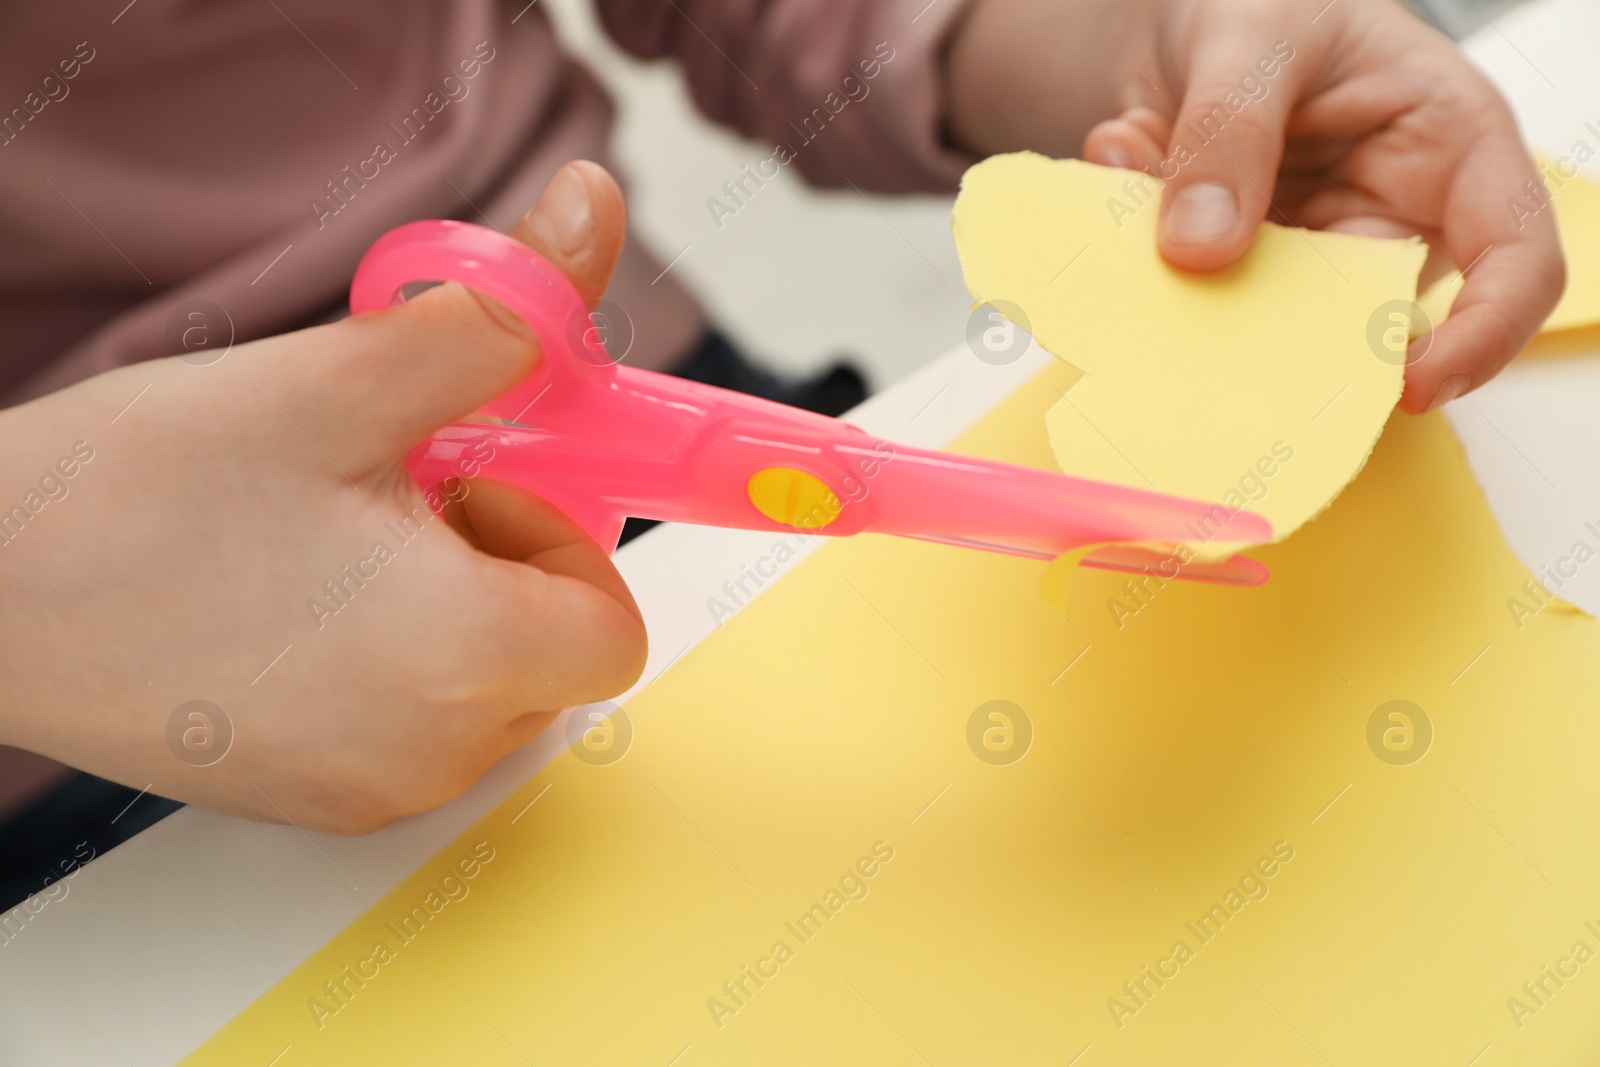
[526,165,593,257]
[1163,183,1239,244]
[1103,144,1131,169]
[1426,373,1470,412]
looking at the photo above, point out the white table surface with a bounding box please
[3,1,1598,1061]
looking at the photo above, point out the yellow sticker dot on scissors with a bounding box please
[746,467,842,529]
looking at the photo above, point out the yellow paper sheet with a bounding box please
[1420,158,1600,335]
[953,153,1426,559]
[188,360,1600,1066]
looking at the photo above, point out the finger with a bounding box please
[464,548,647,711]
[509,160,626,307]
[452,479,647,709]
[282,161,630,471]
[1157,34,1302,271]
[448,477,642,627]
[1083,108,1170,171]
[1399,134,1565,413]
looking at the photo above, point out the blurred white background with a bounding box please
[542,0,972,390]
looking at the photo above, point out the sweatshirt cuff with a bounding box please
[864,0,983,192]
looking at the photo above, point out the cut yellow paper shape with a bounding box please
[953,153,1426,561]
[185,363,1600,1066]
[1419,158,1600,334]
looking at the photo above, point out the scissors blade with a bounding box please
[855,441,1273,583]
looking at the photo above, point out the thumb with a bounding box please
[508,160,627,306]
[303,161,629,472]
[1157,37,1299,272]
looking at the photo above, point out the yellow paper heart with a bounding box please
[953,153,1427,561]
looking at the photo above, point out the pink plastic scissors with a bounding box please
[349,220,1271,585]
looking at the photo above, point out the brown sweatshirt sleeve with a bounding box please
[596,0,977,192]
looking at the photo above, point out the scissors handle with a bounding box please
[350,219,644,548]
[352,219,859,549]
[350,219,613,422]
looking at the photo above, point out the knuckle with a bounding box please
[409,281,536,365]
[458,284,536,349]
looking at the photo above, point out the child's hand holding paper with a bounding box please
[943,0,1566,411]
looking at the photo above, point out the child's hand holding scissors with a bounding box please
[0,163,646,833]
